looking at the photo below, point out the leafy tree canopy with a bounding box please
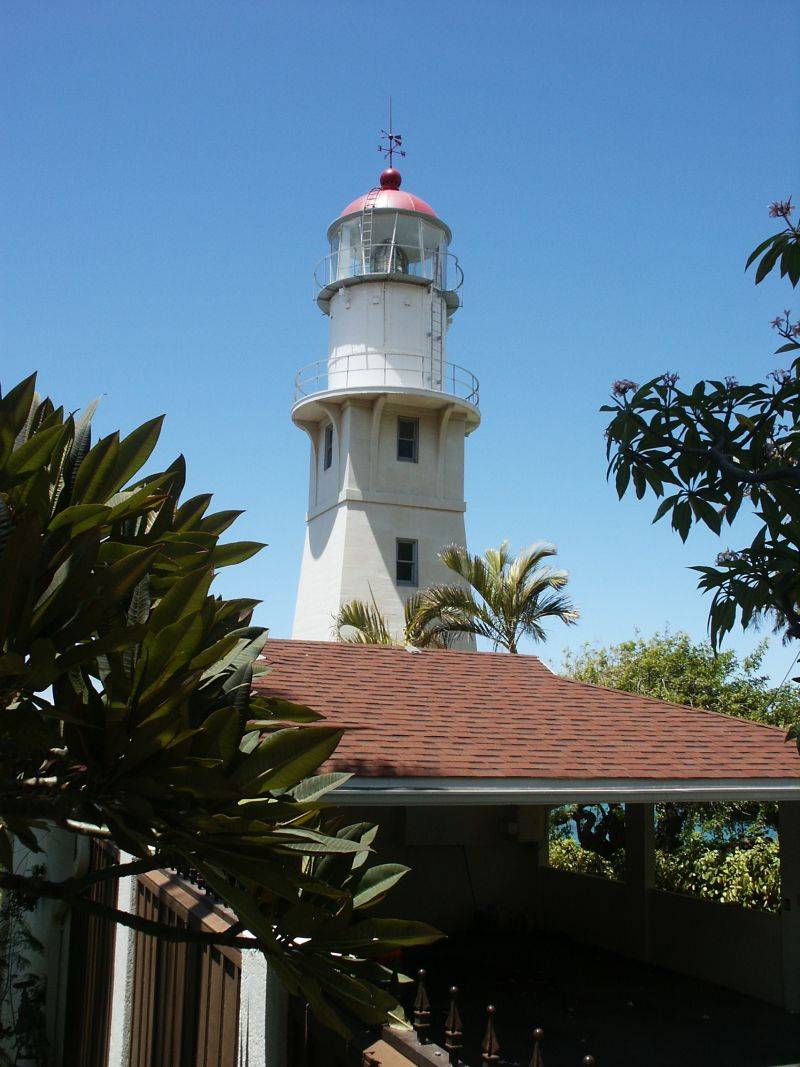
[0,373,438,1036]
[563,630,800,728]
[603,198,800,683]
[559,630,799,856]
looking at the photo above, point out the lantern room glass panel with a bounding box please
[329,212,450,287]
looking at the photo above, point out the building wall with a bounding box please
[344,805,543,932]
[328,281,448,385]
[292,394,473,643]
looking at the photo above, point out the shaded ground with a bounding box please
[401,931,800,1067]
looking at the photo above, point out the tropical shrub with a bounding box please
[548,836,780,912]
[548,838,622,880]
[0,373,438,1035]
[656,838,780,911]
[415,541,579,652]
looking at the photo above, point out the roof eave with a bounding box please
[333,775,800,806]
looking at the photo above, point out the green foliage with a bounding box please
[602,200,800,678]
[415,541,579,652]
[656,838,780,911]
[555,631,789,910]
[563,630,800,728]
[0,373,439,1035]
[548,837,622,880]
[335,541,579,653]
[561,631,790,853]
[0,864,47,1063]
[548,836,780,912]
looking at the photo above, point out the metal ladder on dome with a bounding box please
[360,187,381,275]
[429,276,444,391]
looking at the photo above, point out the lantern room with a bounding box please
[313,168,463,313]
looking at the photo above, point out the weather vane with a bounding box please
[378,97,405,169]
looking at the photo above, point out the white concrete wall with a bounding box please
[292,392,473,644]
[328,282,447,391]
[107,853,137,1067]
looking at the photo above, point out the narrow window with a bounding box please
[397,417,419,463]
[323,424,333,471]
[396,539,418,586]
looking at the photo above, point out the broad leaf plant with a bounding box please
[0,373,438,1035]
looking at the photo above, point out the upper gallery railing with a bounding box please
[313,246,464,298]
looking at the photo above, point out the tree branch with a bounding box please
[0,870,257,949]
[707,446,800,485]
[65,855,162,893]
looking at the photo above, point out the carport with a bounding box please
[259,639,800,1021]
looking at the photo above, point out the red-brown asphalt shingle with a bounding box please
[255,639,800,781]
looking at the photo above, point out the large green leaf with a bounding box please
[351,864,410,909]
[232,726,343,792]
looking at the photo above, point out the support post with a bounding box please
[106,851,137,1067]
[625,803,655,961]
[237,952,288,1067]
[779,801,800,1013]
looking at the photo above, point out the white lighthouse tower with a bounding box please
[291,130,480,642]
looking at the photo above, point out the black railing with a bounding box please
[387,968,597,1067]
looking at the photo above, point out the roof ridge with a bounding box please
[262,637,547,664]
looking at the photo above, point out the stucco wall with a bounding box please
[539,867,630,954]
[650,889,783,1005]
[345,805,542,932]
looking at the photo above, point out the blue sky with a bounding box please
[2,3,799,679]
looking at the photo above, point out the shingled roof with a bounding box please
[256,639,800,802]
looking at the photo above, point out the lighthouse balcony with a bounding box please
[292,352,480,425]
[313,246,463,312]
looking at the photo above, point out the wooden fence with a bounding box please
[62,840,119,1067]
[129,869,241,1067]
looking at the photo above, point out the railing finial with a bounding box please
[481,1004,500,1065]
[530,1026,544,1067]
[413,969,431,1044]
[444,985,463,1066]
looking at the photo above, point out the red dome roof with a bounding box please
[337,168,437,220]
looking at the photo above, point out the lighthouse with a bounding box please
[291,130,480,642]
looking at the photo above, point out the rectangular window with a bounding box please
[397,417,419,462]
[396,538,418,586]
[323,424,333,471]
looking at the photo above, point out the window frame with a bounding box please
[395,538,418,587]
[323,423,333,471]
[397,416,419,463]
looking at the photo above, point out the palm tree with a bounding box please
[416,541,578,653]
[334,590,452,648]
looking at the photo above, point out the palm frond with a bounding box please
[433,540,578,651]
[334,598,395,646]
